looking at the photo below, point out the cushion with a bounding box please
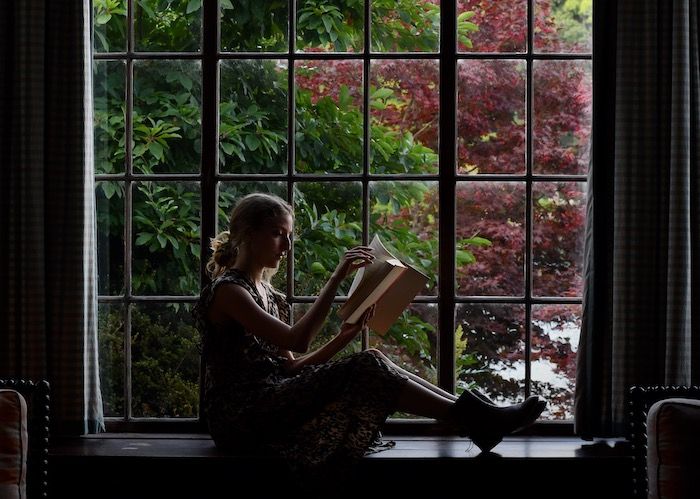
[0,390,28,499]
[647,397,700,499]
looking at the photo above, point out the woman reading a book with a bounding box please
[194,192,546,491]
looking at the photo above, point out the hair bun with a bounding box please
[211,231,237,266]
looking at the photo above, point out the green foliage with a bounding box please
[98,306,125,416]
[457,10,479,49]
[132,182,200,294]
[220,0,288,51]
[94,304,200,419]
[550,0,592,48]
[371,0,440,52]
[134,0,202,51]
[297,0,364,51]
[130,305,200,417]
[93,0,127,52]
[295,86,364,173]
[293,192,363,295]
[219,60,288,173]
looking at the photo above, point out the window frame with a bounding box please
[94,0,590,434]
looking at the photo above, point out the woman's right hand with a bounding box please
[339,304,376,340]
[334,245,375,280]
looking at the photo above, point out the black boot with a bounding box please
[448,393,546,453]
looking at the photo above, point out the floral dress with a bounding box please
[192,268,410,489]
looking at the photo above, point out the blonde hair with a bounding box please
[206,192,293,280]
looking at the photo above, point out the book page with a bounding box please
[347,234,399,297]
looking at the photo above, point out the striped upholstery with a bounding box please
[0,390,28,499]
[0,0,103,434]
[647,398,700,499]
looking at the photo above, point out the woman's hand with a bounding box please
[335,245,375,280]
[338,304,376,340]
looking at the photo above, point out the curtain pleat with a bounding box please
[577,0,700,437]
[0,0,104,434]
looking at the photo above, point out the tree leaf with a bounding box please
[245,134,261,151]
[135,232,154,246]
[186,0,201,14]
[149,142,164,160]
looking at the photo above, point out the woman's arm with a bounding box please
[211,246,374,353]
[281,245,374,352]
[283,306,375,374]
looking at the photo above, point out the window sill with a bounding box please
[101,417,576,436]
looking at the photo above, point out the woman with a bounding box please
[193,192,545,490]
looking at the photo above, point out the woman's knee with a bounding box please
[354,348,397,373]
[365,348,396,367]
[365,348,383,359]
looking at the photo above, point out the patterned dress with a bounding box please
[193,268,410,489]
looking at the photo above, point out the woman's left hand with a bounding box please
[334,245,375,280]
[338,304,375,340]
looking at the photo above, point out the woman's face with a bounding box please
[250,213,293,269]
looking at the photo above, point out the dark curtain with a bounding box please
[577,0,700,438]
[0,0,103,434]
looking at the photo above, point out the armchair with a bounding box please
[629,385,700,499]
[0,380,50,499]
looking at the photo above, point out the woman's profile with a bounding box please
[193,192,545,492]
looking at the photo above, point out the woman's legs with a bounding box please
[366,348,457,401]
[364,348,546,451]
[393,377,454,420]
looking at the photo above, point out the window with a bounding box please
[93,0,591,427]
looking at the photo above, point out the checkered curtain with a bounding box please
[576,0,700,437]
[0,0,104,434]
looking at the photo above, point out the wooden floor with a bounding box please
[50,434,635,499]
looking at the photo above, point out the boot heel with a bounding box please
[471,434,502,453]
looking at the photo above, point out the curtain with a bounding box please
[0,0,103,434]
[576,0,700,438]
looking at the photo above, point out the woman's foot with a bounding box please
[448,392,546,453]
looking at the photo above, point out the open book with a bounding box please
[337,234,429,335]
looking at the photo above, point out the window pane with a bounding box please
[220,60,288,174]
[535,0,592,53]
[218,182,289,233]
[456,182,525,296]
[457,60,525,174]
[134,0,201,52]
[369,303,438,387]
[531,304,581,420]
[94,61,126,174]
[371,0,439,52]
[532,182,586,297]
[295,60,363,174]
[370,60,438,174]
[93,0,127,52]
[369,181,438,295]
[133,60,202,173]
[132,182,201,295]
[221,0,288,52]
[455,304,525,404]
[98,303,125,418]
[96,181,125,295]
[296,0,364,52]
[293,182,362,296]
[533,60,591,175]
[131,303,200,418]
[457,0,526,53]
[218,181,289,291]
[294,303,361,356]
